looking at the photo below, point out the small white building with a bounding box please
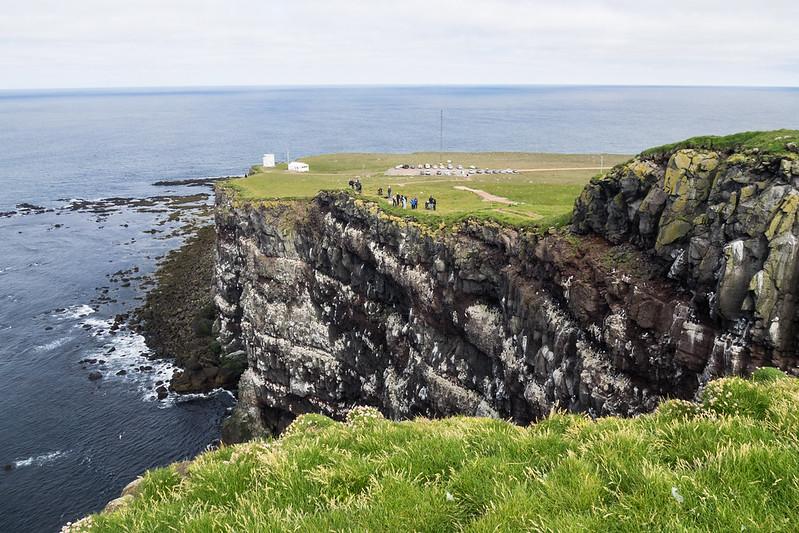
[262,153,276,168]
[288,161,309,173]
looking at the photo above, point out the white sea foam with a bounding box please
[60,198,82,209]
[13,450,68,468]
[80,317,113,335]
[78,316,177,402]
[57,304,96,320]
[34,336,73,352]
[160,387,235,409]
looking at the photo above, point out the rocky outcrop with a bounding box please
[214,187,735,441]
[573,146,799,373]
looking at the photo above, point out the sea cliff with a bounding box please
[215,135,799,441]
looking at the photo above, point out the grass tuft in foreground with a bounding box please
[77,370,799,532]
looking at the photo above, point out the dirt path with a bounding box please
[453,186,517,205]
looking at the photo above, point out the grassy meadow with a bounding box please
[78,369,799,532]
[220,152,630,227]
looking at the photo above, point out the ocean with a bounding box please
[0,85,797,532]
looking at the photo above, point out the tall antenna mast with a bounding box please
[439,109,444,153]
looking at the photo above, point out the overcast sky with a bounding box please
[1,0,797,90]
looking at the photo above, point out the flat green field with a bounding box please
[221,152,630,227]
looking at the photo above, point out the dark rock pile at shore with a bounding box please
[133,225,245,393]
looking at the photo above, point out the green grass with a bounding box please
[221,152,630,229]
[641,129,799,157]
[77,370,799,532]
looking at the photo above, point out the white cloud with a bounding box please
[0,0,796,89]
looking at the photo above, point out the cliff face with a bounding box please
[215,144,799,441]
[215,189,733,440]
[573,147,799,374]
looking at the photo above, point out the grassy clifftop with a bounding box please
[641,129,799,157]
[72,369,799,532]
[220,152,629,228]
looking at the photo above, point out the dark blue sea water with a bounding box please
[0,85,797,532]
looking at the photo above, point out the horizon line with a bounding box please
[1,82,798,94]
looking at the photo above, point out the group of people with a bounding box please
[378,186,413,209]
[388,194,417,209]
[348,178,362,193]
[366,185,437,211]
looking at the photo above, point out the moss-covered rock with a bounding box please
[573,130,799,361]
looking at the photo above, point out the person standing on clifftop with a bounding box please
[387,186,392,198]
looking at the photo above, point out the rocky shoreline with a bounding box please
[132,225,245,395]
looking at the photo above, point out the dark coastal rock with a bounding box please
[88,371,103,381]
[134,225,243,394]
[152,177,232,187]
[155,385,169,400]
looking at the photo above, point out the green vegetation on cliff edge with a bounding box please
[641,129,799,157]
[74,370,799,532]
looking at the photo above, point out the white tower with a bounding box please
[262,153,276,168]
